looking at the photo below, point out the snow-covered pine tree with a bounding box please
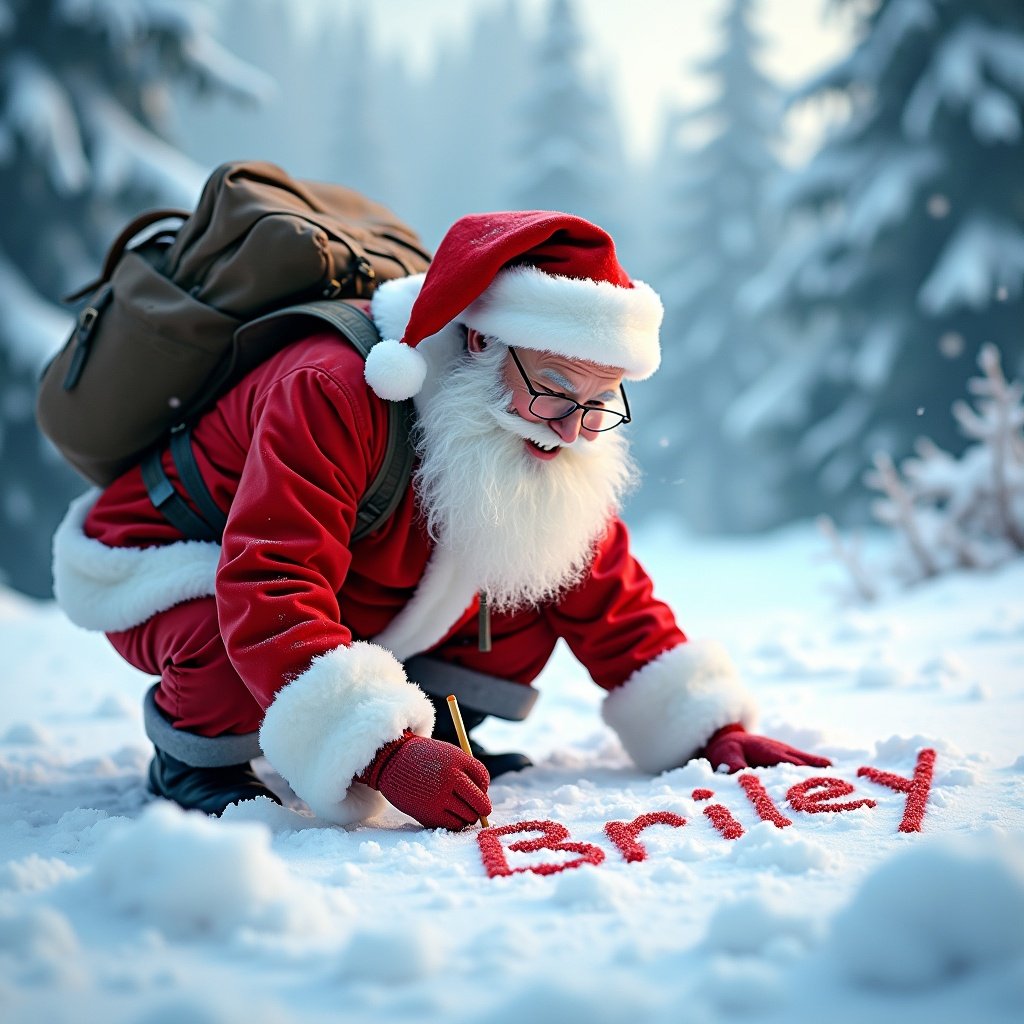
[505,0,626,237]
[313,9,404,213]
[174,0,414,217]
[174,0,534,250]
[170,0,321,177]
[0,0,262,596]
[392,0,534,246]
[636,0,785,533]
[745,0,1024,524]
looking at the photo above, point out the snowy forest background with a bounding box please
[0,0,1021,598]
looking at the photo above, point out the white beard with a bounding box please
[412,342,639,613]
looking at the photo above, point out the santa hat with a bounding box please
[363,211,663,402]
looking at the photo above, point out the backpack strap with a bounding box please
[140,441,221,543]
[170,428,229,536]
[357,397,414,540]
[63,209,189,303]
[236,300,416,542]
[144,301,415,544]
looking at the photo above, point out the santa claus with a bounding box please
[52,210,829,828]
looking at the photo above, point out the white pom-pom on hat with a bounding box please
[364,338,428,402]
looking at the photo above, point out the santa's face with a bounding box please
[412,336,638,612]
[466,328,628,460]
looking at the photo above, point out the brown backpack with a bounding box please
[37,161,432,508]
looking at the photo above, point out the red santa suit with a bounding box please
[52,245,756,827]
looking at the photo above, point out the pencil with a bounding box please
[446,694,491,828]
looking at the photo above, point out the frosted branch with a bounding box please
[858,344,1024,585]
[866,451,939,579]
[973,345,1024,551]
[817,515,878,602]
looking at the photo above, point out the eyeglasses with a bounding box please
[507,347,631,432]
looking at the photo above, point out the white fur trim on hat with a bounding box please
[364,337,428,401]
[601,640,757,774]
[259,641,436,826]
[370,274,468,409]
[53,490,219,632]
[370,274,425,342]
[461,265,663,379]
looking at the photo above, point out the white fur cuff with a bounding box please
[53,490,220,632]
[601,640,757,774]
[259,641,436,825]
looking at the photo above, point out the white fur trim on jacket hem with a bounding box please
[601,640,757,774]
[259,641,436,826]
[461,266,663,380]
[49,483,481,662]
[53,490,219,632]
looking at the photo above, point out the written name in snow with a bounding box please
[478,748,936,878]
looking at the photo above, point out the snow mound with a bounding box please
[936,766,979,787]
[0,853,79,893]
[873,733,962,763]
[702,891,820,956]
[92,693,138,719]
[919,652,967,681]
[756,721,827,751]
[0,905,85,989]
[484,975,654,1024]
[831,612,899,643]
[553,863,633,910]
[855,655,908,689]
[732,821,838,873]
[2,721,52,746]
[340,921,446,984]
[827,830,1024,988]
[219,794,316,832]
[697,956,785,1012]
[80,802,344,939]
[134,994,291,1024]
[660,759,719,789]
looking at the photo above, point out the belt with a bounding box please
[404,655,538,722]
[143,656,538,767]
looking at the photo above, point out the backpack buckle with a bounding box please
[354,257,376,296]
[78,305,100,335]
[63,285,112,391]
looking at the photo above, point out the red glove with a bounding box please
[357,730,491,831]
[700,723,832,773]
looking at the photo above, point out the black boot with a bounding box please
[147,747,281,817]
[466,736,533,779]
[428,696,533,779]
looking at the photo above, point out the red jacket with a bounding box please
[53,278,754,825]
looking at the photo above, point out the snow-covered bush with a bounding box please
[823,343,1023,596]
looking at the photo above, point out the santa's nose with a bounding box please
[550,411,584,444]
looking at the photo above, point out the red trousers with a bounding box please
[108,597,264,736]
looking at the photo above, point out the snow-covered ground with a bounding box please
[1,520,1022,1024]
